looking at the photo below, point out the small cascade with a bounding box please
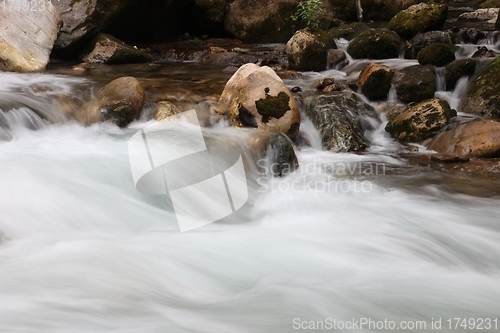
[435,67,446,92]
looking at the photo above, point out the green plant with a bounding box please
[290,0,324,29]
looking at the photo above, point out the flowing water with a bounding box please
[1,39,500,332]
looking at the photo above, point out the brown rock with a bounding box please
[358,63,394,101]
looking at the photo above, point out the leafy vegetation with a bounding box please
[290,0,324,29]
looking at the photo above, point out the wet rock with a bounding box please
[404,31,453,59]
[155,101,183,121]
[256,131,299,177]
[327,49,348,69]
[386,104,407,119]
[224,0,299,43]
[286,29,337,72]
[417,43,455,67]
[95,77,145,127]
[445,59,477,91]
[456,28,486,44]
[389,2,448,40]
[386,98,455,143]
[347,29,401,60]
[220,64,300,140]
[428,119,500,158]
[472,46,498,58]
[82,33,152,64]
[458,8,499,24]
[358,63,394,101]
[393,65,436,104]
[325,22,369,40]
[0,4,60,71]
[461,57,500,118]
[430,153,470,163]
[303,91,379,152]
[315,78,336,90]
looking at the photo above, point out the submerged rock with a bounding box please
[358,63,394,101]
[304,92,379,152]
[461,57,500,118]
[428,119,500,158]
[95,77,145,127]
[385,98,455,143]
[220,64,300,140]
[286,29,337,72]
[417,43,455,67]
[445,59,477,91]
[389,2,448,40]
[404,31,453,59]
[0,4,60,71]
[393,65,436,104]
[347,29,401,59]
[82,33,152,64]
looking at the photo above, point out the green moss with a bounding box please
[417,43,456,67]
[463,57,500,117]
[255,89,291,123]
[388,3,448,40]
[347,29,401,59]
[326,22,369,40]
[395,65,437,103]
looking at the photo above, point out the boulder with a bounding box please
[82,33,153,64]
[404,31,453,59]
[155,101,184,121]
[393,65,436,104]
[347,29,402,59]
[385,98,455,143]
[455,28,486,44]
[327,0,421,21]
[286,29,337,72]
[358,63,394,101]
[389,2,448,40]
[224,0,299,43]
[417,43,456,67]
[445,59,477,91]
[458,8,499,24]
[327,49,348,69]
[219,64,300,139]
[0,4,60,71]
[303,92,379,152]
[472,46,498,58]
[461,57,500,118]
[427,119,500,158]
[94,77,145,127]
[325,22,369,40]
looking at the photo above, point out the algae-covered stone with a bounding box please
[286,29,337,72]
[417,43,455,67]
[461,57,500,118]
[393,65,436,103]
[385,98,455,143]
[304,92,379,152]
[325,22,369,40]
[347,29,401,59]
[82,33,153,64]
[389,3,448,40]
[358,63,394,101]
[404,31,453,59]
[445,59,477,91]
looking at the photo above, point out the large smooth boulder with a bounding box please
[428,119,500,157]
[286,29,337,72]
[303,92,379,152]
[404,31,453,59]
[458,8,499,24]
[224,0,299,43]
[82,33,152,64]
[347,29,401,59]
[0,4,60,71]
[327,0,421,21]
[389,2,448,40]
[220,64,300,139]
[393,65,436,104]
[445,59,477,91]
[417,43,455,67]
[94,77,145,127]
[358,63,394,101]
[461,57,500,118]
[386,98,455,143]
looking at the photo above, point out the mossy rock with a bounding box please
[477,0,500,8]
[359,63,394,101]
[417,42,456,67]
[445,59,477,90]
[393,65,436,103]
[389,3,448,40]
[286,29,337,72]
[385,98,455,143]
[461,57,500,118]
[404,31,453,59]
[325,22,369,40]
[347,29,401,59]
